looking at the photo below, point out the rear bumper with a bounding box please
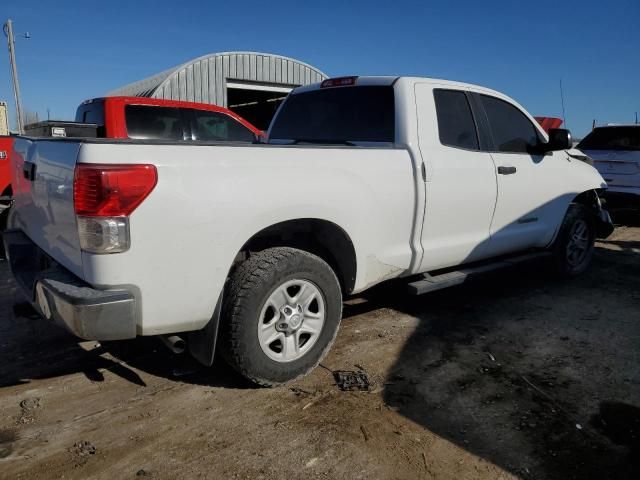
[3,229,137,340]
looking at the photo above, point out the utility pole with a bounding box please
[3,19,25,134]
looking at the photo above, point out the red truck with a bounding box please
[534,116,563,132]
[0,135,12,208]
[0,135,13,256]
[75,96,263,141]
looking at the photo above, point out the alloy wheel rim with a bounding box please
[257,279,325,363]
[566,219,591,267]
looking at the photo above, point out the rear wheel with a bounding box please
[552,204,596,276]
[219,247,342,387]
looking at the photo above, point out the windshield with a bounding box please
[577,127,640,151]
[269,86,395,144]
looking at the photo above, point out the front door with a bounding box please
[476,93,560,256]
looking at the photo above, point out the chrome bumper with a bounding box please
[3,229,137,340]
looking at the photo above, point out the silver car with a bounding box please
[578,125,640,207]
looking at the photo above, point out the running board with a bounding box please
[407,252,552,295]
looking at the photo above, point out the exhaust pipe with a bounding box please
[159,335,186,354]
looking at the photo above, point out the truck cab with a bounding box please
[75,96,263,142]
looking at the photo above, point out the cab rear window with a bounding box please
[269,86,395,143]
[75,100,105,125]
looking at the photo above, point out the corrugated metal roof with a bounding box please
[107,51,327,107]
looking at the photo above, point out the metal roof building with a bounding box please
[108,51,328,129]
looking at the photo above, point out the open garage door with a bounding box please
[227,82,293,130]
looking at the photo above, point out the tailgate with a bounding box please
[10,138,83,277]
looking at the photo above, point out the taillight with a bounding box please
[73,163,157,254]
[74,163,157,217]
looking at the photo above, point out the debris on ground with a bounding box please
[69,440,96,457]
[334,370,370,391]
[18,397,40,424]
[290,387,312,397]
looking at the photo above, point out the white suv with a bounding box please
[577,125,640,207]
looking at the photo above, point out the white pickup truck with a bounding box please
[5,76,613,386]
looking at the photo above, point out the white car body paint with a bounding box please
[9,77,607,336]
[577,126,640,200]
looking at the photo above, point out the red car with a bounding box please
[0,135,12,205]
[75,96,263,142]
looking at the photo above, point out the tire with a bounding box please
[219,247,342,387]
[552,204,596,277]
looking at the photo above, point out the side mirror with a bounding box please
[545,128,572,151]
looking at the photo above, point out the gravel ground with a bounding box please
[0,217,638,480]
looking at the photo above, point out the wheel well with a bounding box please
[1,185,11,198]
[238,219,357,293]
[572,190,601,212]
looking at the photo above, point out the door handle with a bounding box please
[497,166,517,175]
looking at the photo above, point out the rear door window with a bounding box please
[480,95,539,153]
[125,105,185,140]
[577,127,640,151]
[433,89,479,150]
[192,110,255,142]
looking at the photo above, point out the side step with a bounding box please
[407,252,552,295]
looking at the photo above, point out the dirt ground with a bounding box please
[1,216,639,480]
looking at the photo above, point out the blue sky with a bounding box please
[1,0,638,137]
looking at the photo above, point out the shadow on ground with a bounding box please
[0,269,252,390]
[363,241,640,480]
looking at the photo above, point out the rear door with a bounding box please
[415,85,498,271]
[475,93,560,256]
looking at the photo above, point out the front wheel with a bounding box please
[552,204,596,277]
[219,247,342,387]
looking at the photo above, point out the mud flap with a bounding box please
[595,209,614,239]
[187,294,222,367]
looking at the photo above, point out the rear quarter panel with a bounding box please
[78,142,416,335]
